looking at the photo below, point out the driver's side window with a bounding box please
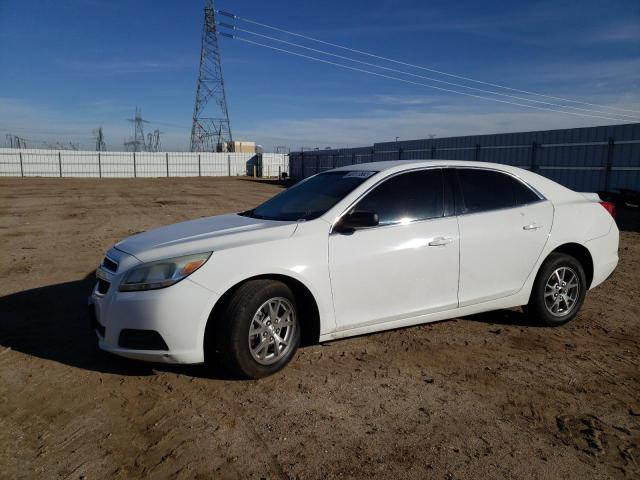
[352,168,444,225]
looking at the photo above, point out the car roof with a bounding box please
[331,160,518,172]
[328,159,578,202]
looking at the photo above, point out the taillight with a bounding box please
[600,201,616,219]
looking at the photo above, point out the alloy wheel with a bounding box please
[248,297,297,365]
[544,266,580,317]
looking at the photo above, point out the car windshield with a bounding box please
[241,171,377,221]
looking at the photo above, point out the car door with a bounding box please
[453,167,553,306]
[328,168,460,331]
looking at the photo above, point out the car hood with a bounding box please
[115,213,298,263]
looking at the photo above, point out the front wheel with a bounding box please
[524,253,587,326]
[215,279,300,378]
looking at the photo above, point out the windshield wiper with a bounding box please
[239,209,260,219]
[240,209,304,221]
[240,209,277,220]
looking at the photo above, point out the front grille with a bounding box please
[96,279,110,295]
[102,256,118,272]
[119,329,169,351]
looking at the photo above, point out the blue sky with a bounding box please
[0,0,639,151]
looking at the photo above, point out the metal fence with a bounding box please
[289,123,640,193]
[0,149,289,178]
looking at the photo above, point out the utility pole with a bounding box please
[124,107,149,152]
[94,127,107,151]
[190,0,233,153]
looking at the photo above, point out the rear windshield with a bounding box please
[241,171,377,221]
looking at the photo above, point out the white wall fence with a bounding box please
[0,149,289,178]
[260,153,290,178]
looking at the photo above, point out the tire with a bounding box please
[214,279,300,379]
[524,252,587,327]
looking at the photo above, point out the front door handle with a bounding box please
[523,223,543,231]
[429,236,454,246]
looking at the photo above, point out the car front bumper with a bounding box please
[90,273,219,364]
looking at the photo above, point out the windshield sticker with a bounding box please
[344,171,376,179]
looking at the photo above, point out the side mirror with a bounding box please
[334,211,379,234]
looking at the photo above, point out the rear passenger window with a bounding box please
[513,179,541,205]
[353,169,444,225]
[456,169,540,214]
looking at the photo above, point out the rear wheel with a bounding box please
[524,253,587,326]
[214,279,300,378]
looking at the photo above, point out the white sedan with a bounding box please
[90,160,619,378]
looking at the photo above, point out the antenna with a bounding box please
[190,0,233,152]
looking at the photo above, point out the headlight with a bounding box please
[119,252,212,292]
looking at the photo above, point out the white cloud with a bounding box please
[4,91,639,151]
[238,93,640,151]
[53,55,197,75]
[349,94,442,106]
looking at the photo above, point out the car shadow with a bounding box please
[239,177,296,188]
[462,308,542,327]
[616,207,640,233]
[0,273,238,380]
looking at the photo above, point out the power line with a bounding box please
[220,33,631,123]
[218,10,640,116]
[219,23,639,122]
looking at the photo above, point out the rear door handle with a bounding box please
[428,236,454,246]
[523,223,542,231]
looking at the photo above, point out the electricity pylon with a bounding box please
[147,130,162,152]
[190,0,233,152]
[5,134,27,149]
[124,107,149,152]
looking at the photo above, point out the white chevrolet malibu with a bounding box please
[91,160,619,378]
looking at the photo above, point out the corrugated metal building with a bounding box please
[289,123,640,193]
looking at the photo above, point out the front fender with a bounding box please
[187,220,336,339]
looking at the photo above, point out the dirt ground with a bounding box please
[1,177,638,480]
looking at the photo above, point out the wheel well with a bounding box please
[549,243,594,288]
[204,274,321,356]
